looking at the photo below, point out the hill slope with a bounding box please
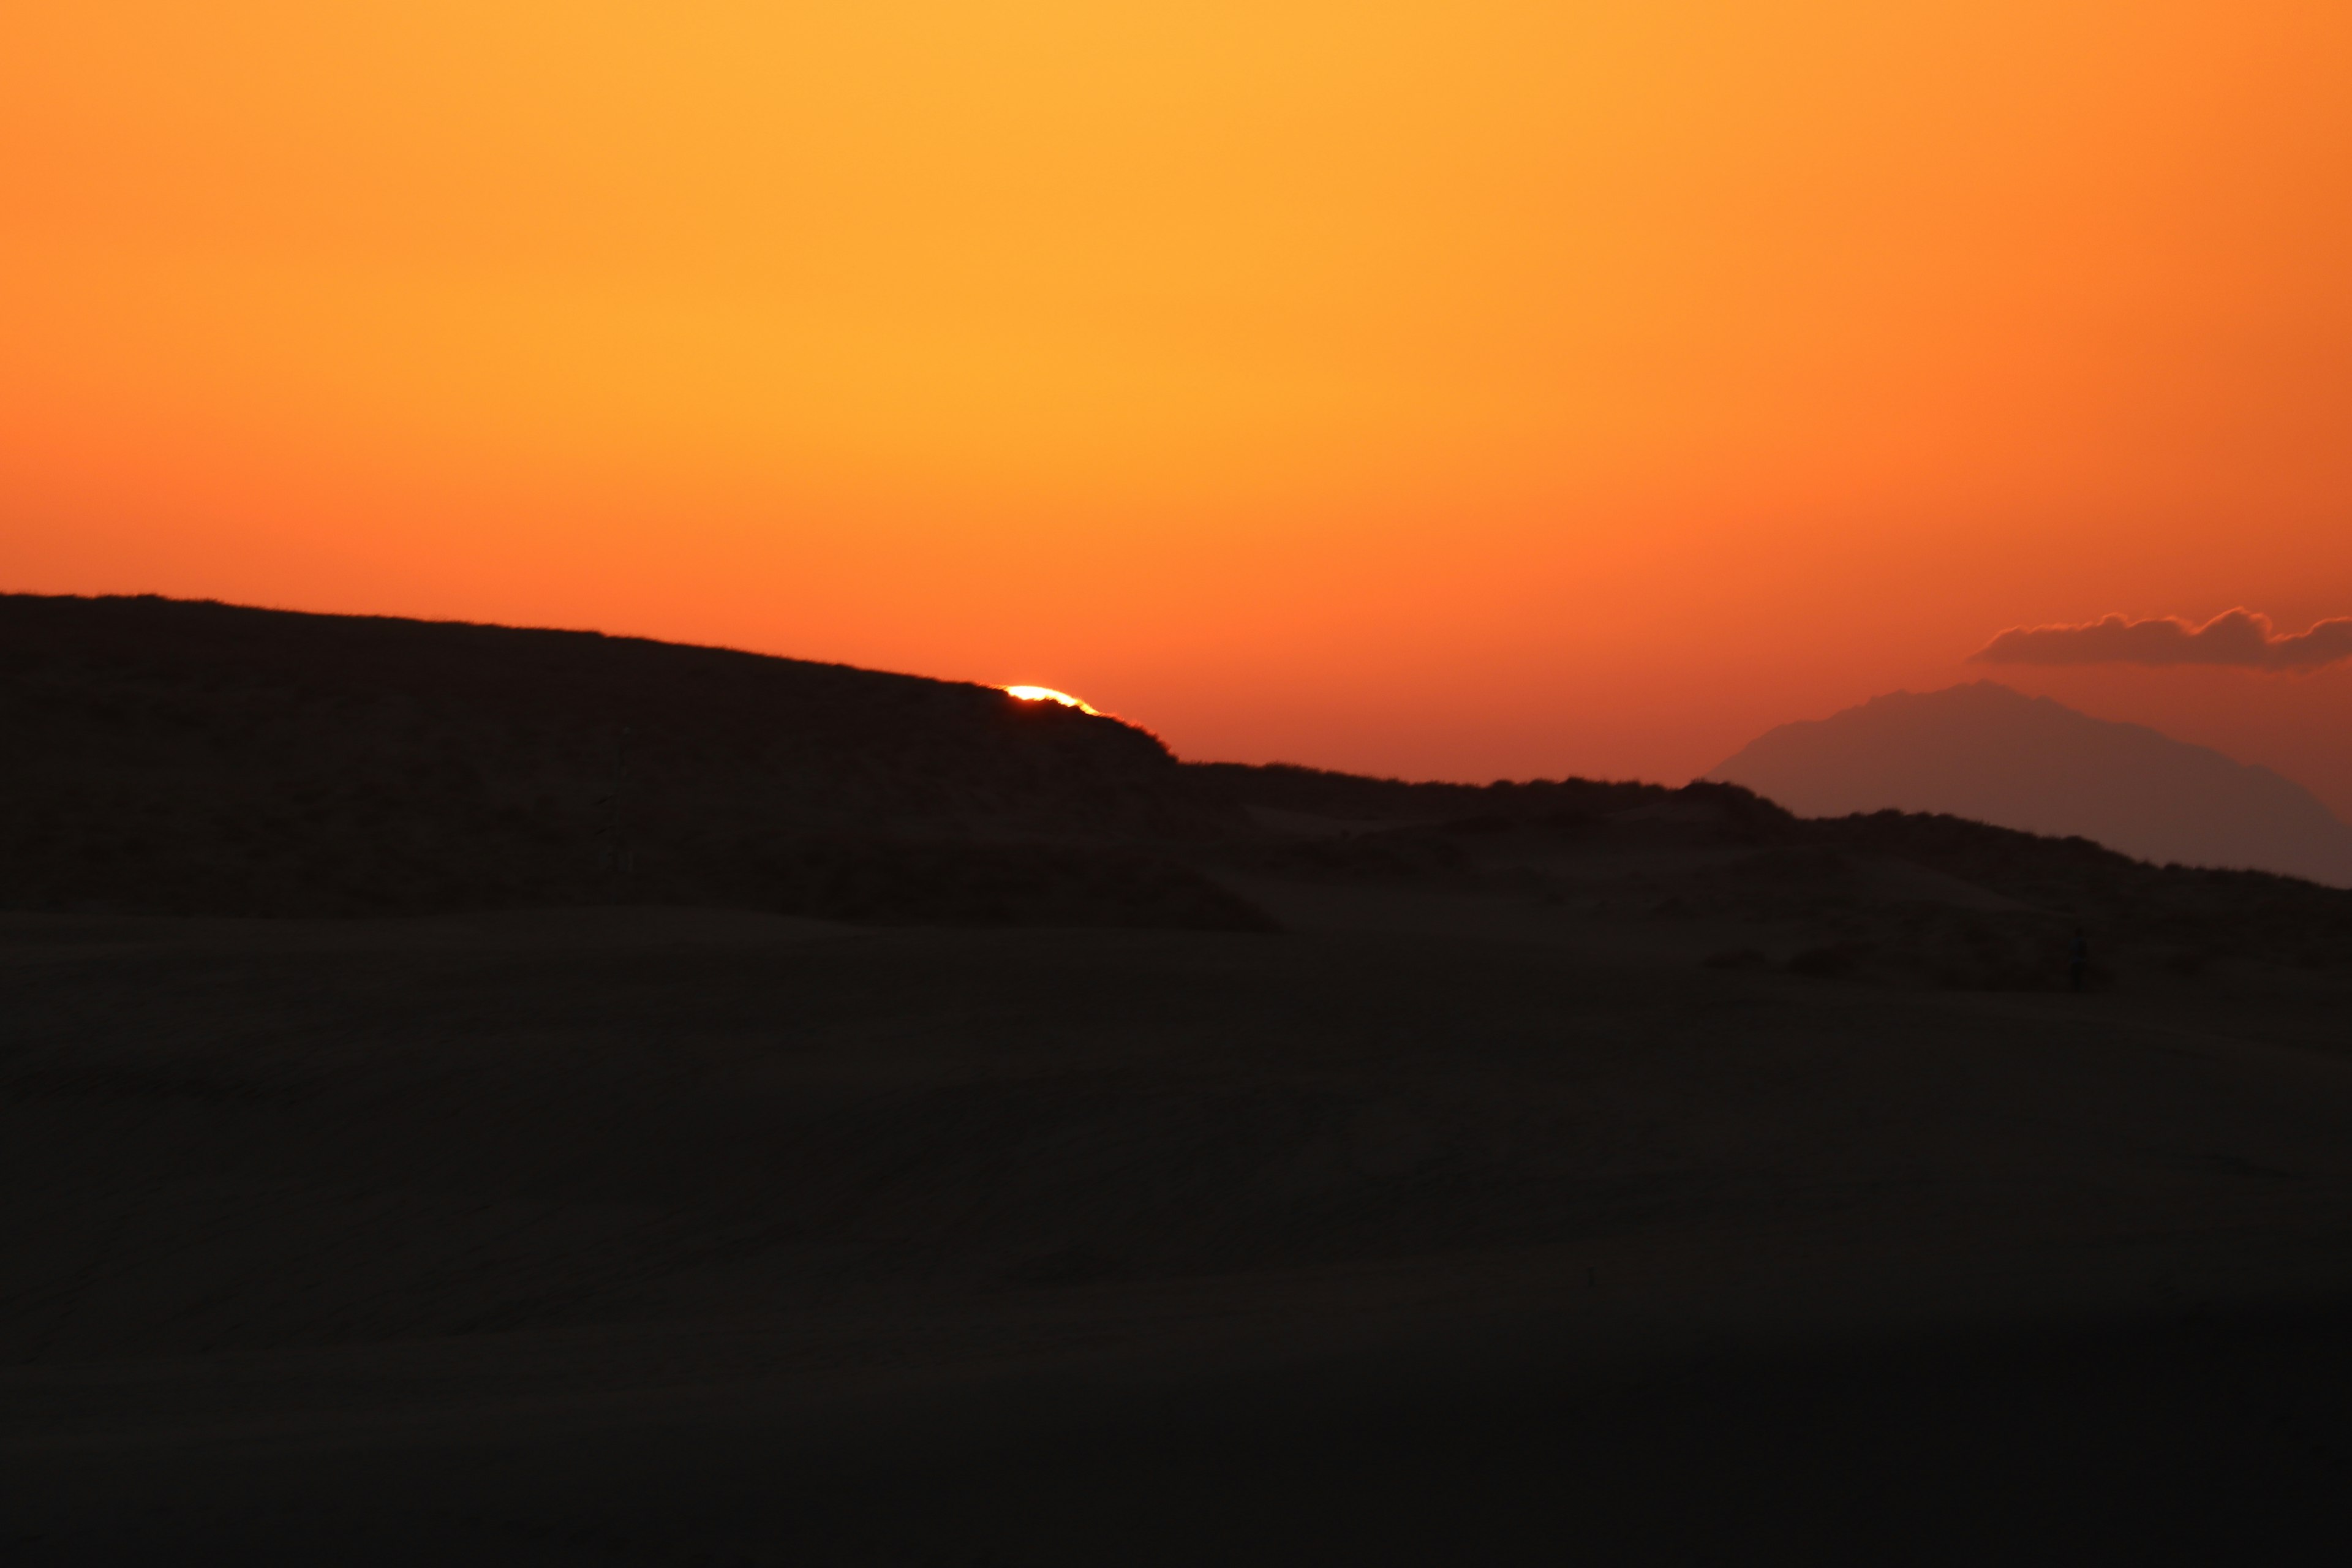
[1708,681,2352,888]
[12,596,2351,961]
[0,594,1260,925]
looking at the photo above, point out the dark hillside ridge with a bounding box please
[11,594,2350,962]
[1804,808,2351,977]
[1,594,1260,927]
[1182,760,1675,823]
[1196,763,2352,982]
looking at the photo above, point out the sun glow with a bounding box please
[1004,685,1099,715]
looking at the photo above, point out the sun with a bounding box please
[1003,685,1100,715]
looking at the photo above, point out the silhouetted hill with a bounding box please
[12,596,2351,965]
[1708,681,2352,888]
[1192,763,2352,986]
[1181,760,1676,824]
[0,594,1262,926]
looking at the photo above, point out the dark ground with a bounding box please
[6,594,2352,1561]
[10,1298,2352,1564]
[5,908,2351,1562]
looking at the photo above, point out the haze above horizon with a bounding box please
[6,3,2350,812]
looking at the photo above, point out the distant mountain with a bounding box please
[1709,681,2352,888]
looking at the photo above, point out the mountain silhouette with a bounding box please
[15,596,2352,952]
[1709,680,2352,887]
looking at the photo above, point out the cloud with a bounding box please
[1972,609,2352,671]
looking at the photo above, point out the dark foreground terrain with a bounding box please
[6,901,2352,1563]
[7,594,2352,1561]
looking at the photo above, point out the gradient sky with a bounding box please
[7,3,2351,812]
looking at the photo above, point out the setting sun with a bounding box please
[1004,685,1099,715]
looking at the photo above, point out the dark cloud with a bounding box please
[1972,609,2352,672]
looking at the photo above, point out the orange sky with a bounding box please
[7,2,2352,811]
